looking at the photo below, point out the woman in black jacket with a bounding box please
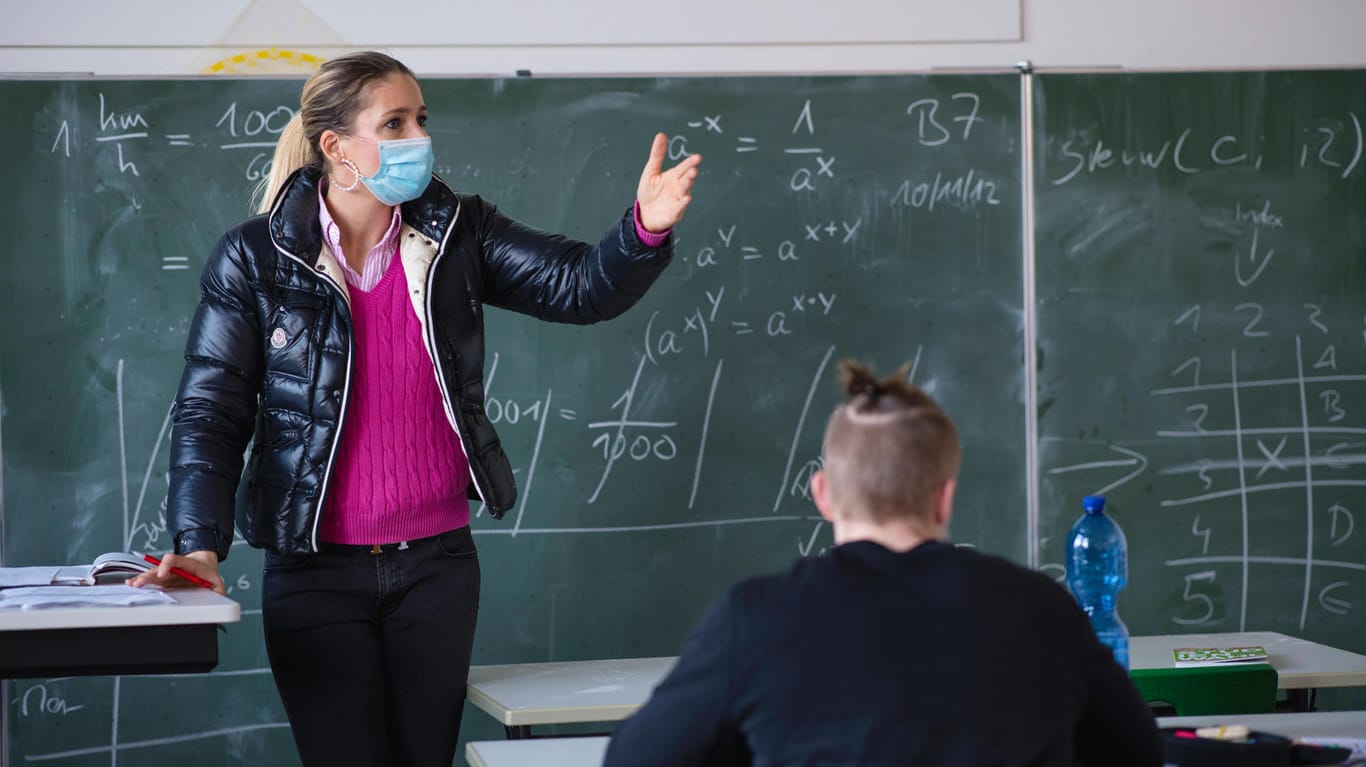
[131,50,700,766]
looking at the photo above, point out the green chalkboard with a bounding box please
[1034,70,1366,706]
[0,74,1025,764]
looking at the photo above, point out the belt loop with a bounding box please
[398,541,410,551]
[370,543,382,555]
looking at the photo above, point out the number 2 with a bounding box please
[1236,303,1269,338]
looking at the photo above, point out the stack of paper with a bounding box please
[0,585,175,609]
[0,567,63,588]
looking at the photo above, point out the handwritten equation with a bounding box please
[47,91,295,272]
[1050,110,1363,185]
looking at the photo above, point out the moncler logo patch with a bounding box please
[270,327,288,349]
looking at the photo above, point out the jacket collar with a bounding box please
[268,166,324,259]
[268,166,458,257]
[401,173,460,243]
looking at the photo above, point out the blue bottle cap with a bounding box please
[1082,495,1106,513]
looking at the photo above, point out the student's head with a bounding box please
[812,360,961,537]
[256,51,424,212]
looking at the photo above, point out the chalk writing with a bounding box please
[905,93,983,146]
[1173,571,1218,626]
[802,219,862,243]
[773,346,836,512]
[890,169,1003,211]
[587,355,680,504]
[214,101,293,145]
[19,684,85,718]
[1052,112,1363,185]
[685,114,723,134]
[1320,581,1352,615]
[1156,334,1366,630]
[797,521,829,558]
[1046,443,1149,497]
[50,121,70,157]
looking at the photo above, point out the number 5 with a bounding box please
[1173,571,1217,625]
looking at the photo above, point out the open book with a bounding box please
[1172,645,1269,668]
[51,552,156,585]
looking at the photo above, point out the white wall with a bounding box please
[1,0,1364,76]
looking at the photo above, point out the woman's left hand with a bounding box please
[637,132,702,233]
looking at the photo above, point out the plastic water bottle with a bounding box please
[1065,495,1130,669]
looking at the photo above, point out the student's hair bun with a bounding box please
[838,360,920,412]
[841,360,884,402]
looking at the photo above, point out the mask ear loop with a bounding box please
[332,158,363,192]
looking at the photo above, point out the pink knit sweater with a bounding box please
[319,252,471,544]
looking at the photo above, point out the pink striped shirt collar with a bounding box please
[318,185,403,292]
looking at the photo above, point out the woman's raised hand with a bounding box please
[636,132,702,234]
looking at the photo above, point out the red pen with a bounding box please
[137,552,217,590]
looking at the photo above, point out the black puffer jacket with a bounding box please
[168,167,672,559]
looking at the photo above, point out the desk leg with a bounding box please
[505,725,532,739]
[1285,688,1318,713]
[2,678,8,767]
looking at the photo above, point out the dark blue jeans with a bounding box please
[262,526,481,767]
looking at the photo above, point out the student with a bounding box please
[604,361,1161,767]
[129,50,700,766]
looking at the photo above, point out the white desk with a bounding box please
[465,657,676,738]
[0,587,241,677]
[1158,710,1366,737]
[466,713,1366,766]
[1132,632,1366,690]
[1132,631,1366,711]
[466,632,1366,737]
[466,736,609,767]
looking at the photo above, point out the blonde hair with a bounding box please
[253,51,417,213]
[820,360,961,526]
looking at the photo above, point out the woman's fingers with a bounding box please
[129,550,224,594]
[637,131,701,232]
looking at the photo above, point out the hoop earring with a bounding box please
[332,158,363,192]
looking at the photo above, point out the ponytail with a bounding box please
[254,112,316,214]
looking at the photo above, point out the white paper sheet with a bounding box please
[0,585,175,609]
[0,567,63,588]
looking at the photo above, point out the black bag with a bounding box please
[1160,728,1351,766]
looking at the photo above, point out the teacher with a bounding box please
[131,50,700,767]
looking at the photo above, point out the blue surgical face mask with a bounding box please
[359,136,434,206]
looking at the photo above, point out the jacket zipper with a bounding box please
[419,196,492,509]
[267,191,354,553]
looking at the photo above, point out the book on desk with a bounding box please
[0,551,195,589]
[52,552,159,584]
[1174,645,1270,669]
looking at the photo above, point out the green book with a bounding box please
[1172,645,1268,668]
